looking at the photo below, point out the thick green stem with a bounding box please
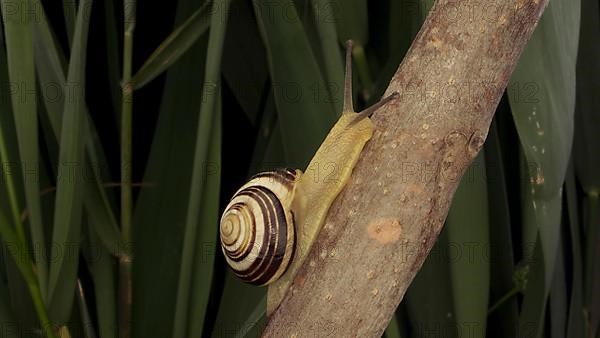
[119,1,136,337]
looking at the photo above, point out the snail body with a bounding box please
[219,41,398,314]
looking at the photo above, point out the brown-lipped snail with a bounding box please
[219,40,399,314]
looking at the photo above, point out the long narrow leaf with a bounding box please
[565,164,584,337]
[129,1,212,90]
[221,0,268,125]
[507,0,581,335]
[484,116,518,338]
[103,0,122,124]
[171,1,231,337]
[131,2,211,337]
[446,152,490,338]
[1,0,48,295]
[186,87,222,337]
[83,222,116,338]
[330,0,368,45]
[62,0,76,47]
[309,0,344,111]
[33,1,126,257]
[47,0,93,324]
[404,229,457,338]
[76,280,97,338]
[253,0,336,168]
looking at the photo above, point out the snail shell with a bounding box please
[219,168,299,285]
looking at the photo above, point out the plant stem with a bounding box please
[119,1,136,337]
[0,124,27,247]
[487,287,520,315]
[0,214,56,338]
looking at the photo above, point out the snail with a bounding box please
[219,40,399,314]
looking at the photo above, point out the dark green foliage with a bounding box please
[0,0,596,337]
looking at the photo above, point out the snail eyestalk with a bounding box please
[349,92,400,127]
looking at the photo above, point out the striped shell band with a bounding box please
[219,168,299,285]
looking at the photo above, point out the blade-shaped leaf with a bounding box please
[0,247,19,338]
[549,234,567,338]
[507,0,581,335]
[565,163,584,338]
[573,0,600,195]
[83,222,116,338]
[33,0,126,257]
[212,91,281,338]
[47,0,93,324]
[76,280,97,338]
[131,1,211,337]
[103,0,122,122]
[330,0,368,45]
[186,87,222,337]
[484,116,518,338]
[171,0,231,335]
[129,1,211,90]
[508,0,580,261]
[309,0,344,111]
[1,0,48,294]
[446,152,490,338]
[404,229,457,338]
[212,272,266,338]
[573,0,600,333]
[221,0,268,125]
[233,295,266,338]
[253,0,336,168]
[62,0,76,47]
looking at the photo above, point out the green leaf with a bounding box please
[171,1,231,336]
[508,0,580,259]
[186,87,222,337]
[573,0,600,332]
[221,0,269,125]
[549,234,567,338]
[330,0,368,45]
[62,0,76,47]
[103,0,122,122]
[507,0,581,335]
[384,313,403,338]
[404,228,456,338]
[233,295,266,338]
[83,222,116,338]
[484,117,518,338]
[129,1,212,90]
[131,1,211,337]
[76,280,97,338]
[565,163,584,338]
[212,272,265,338]
[253,0,336,168]
[517,234,547,338]
[446,152,490,338]
[573,0,600,196]
[212,91,283,338]
[47,0,93,324]
[33,0,126,257]
[309,0,344,111]
[1,0,48,295]
[0,253,19,338]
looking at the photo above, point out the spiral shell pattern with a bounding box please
[219,168,299,285]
